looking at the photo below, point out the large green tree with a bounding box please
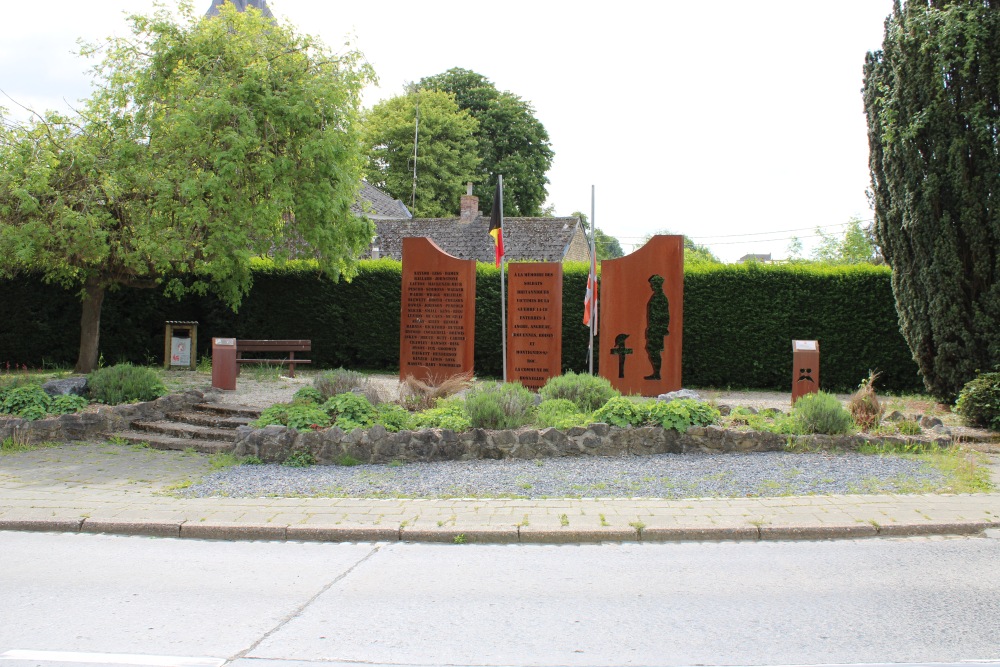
[418,68,554,216]
[863,0,1000,399]
[362,89,480,217]
[811,217,882,264]
[641,230,722,266]
[571,212,624,260]
[0,2,373,372]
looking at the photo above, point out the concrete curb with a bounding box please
[1,517,993,544]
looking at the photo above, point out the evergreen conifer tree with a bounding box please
[863,0,1000,399]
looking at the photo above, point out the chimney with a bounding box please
[459,182,479,224]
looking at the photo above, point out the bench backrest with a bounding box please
[237,339,311,352]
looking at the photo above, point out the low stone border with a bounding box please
[0,391,206,445]
[0,390,959,461]
[232,421,954,465]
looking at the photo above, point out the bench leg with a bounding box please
[288,352,295,378]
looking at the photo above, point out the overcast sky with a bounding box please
[0,0,895,262]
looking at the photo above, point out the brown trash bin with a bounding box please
[212,338,238,391]
[791,340,820,405]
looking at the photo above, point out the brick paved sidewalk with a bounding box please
[1,442,998,544]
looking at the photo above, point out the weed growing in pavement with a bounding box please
[560,514,569,527]
[165,479,193,491]
[1,432,38,454]
[196,356,212,373]
[453,533,468,544]
[243,364,283,382]
[208,452,240,470]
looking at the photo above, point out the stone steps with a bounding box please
[116,430,235,455]
[193,402,261,419]
[165,410,256,430]
[120,402,262,454]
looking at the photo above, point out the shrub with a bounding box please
[292,386,324,405]
[0,384,51,419]
[646,399,720,432]
[48,394,89,415]
[374,403,413,432]
[535,399,590,429]
[411,398,471,431]
[539,372,619,412]
[87,364,167,405]
[464,382,535,430]
[955,372,1000,431]
[591,396,647,428]
[314,368,382,405]
[283,449,316,467]
[848,371,884,432]
[399,371,474,411]
[791,391,854,435]
[253,403,331,430]
[323,392,378,432]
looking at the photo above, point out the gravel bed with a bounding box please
[179,451,946,499]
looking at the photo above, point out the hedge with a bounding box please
[0,260,922,392]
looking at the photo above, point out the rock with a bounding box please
[920,415,944,428]
[41,377,88,397]
[657,389,703,402]
[716,404,733,416]
[885,410,905,422]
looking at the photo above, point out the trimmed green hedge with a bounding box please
[0,260,922,392]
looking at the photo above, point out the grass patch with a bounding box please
[857,441,993,494]
[208,452,240,470]
[0,434,57,454]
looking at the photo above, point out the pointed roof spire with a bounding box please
[205,0,274,19]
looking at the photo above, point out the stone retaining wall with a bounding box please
[0,391,205,445]
[232,422,950,465]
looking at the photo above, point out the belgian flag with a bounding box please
[488,179,504,268]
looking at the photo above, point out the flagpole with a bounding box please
[588,185,596,375]
[499,175,507,383]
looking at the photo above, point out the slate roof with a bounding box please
[205,0,274,18]
[352,182,412,220]
[371,216,583,263]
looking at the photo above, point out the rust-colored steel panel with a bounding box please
[791,340,820,404]
[506,263,563,390]
[598,235,684,396]
[399,237,477,383]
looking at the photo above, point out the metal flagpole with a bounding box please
[499,175,508,383]
[588,185,597,375]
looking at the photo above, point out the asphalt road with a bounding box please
[2,531,999,667]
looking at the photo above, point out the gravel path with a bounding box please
[179,451,947,500]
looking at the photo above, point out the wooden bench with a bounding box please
[235,339,312,378]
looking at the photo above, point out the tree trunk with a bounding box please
[74,276,106,373]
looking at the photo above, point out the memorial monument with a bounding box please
[598,235,684,396]
[506,263,563,390]
[399,237,476,382]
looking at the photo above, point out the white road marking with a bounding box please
[0,650,225,667]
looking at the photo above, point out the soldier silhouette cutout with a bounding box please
[644,274,670,381]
